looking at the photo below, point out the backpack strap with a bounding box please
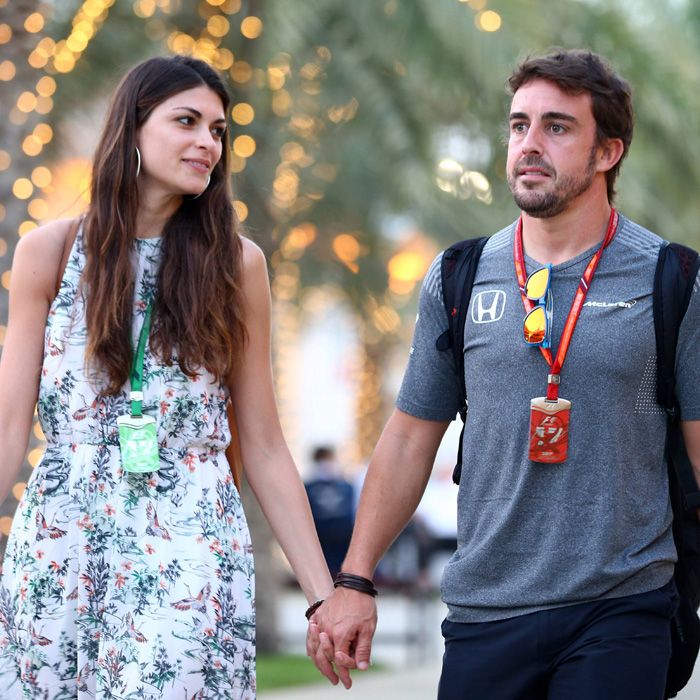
[435,236,488,484]
[654,241,700,510]
[656,242,700,698]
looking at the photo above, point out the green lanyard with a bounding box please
[129,303,153,418]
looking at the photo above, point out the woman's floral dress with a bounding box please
[0,232,256,699]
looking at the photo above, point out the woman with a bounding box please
[0,55,333,699]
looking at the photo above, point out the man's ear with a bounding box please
[597,137,624,174]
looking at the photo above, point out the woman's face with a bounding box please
[136,85,226,199]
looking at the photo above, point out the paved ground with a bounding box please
[260,660,442,699]
[260,590,700,699]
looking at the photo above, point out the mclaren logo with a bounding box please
[471,290,506,324]
[583,300,637,309]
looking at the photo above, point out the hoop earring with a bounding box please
[191,175,211,200]
[135,147,141,178]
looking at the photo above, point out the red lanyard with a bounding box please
[514,208,619,401]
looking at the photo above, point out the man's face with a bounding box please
[506,79,603,218]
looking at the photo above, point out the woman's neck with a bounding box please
[134,190,182,239]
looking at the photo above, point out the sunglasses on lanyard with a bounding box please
[523,264,553,348]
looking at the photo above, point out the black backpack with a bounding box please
[436,236,700,698]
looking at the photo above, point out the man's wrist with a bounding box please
[333,571,378,597]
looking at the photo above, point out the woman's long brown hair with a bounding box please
[83,55,246,394]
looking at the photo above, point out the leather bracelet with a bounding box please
[333,572,378,597]
[305,599,324,620]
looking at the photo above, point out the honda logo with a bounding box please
[471,290,506,324]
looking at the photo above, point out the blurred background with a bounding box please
[2,0,700,694]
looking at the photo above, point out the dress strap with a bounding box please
[54,216,84,298]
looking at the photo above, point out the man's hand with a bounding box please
[306,587,378,689]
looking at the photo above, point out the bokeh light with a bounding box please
[241,16,263,39]
[12,179,34,199]
[476,10,502,32]
[231,103,254,125]
[233,135,256,158]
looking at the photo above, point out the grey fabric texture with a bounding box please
[396,214,700,623]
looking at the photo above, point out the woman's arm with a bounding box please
[228,237,333,605]
[682,420,700,508]
[0,220,69,503]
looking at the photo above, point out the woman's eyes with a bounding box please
[176,116,226,139]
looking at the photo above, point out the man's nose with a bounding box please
[520,126,543,154]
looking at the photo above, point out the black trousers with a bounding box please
[438,581,678,700]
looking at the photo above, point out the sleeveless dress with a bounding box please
[0,232,256,699]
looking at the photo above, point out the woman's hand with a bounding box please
[306,588,378,689]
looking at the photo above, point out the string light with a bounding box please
[0,518,12,536]
[33,422,45,440]
[240,16,263,39]
[35,76,56,96]
[49,0,116,73]
[232,135,256,158]
[12,178,34,199]
[0,60,16,80]
[233,200,248,221]
[24,13,45,33]
[18,221,38,236]
[476,9,502,32]
[230,60,252,83]
[27,198,49,220]
[17,91,38,112]
[207,15,229,36]
[231,102,254,125]
[27,448,44,468]
[22,135,43,157]
[31,166,52,187]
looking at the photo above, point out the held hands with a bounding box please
[306,586,378,689]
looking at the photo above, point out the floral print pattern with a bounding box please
[0,233,255,698]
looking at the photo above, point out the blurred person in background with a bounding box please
[0,55,333,699]
[308,48,700,698]
[305,446,355,578]
[414,463,458,586]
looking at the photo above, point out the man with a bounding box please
[308,49,700,699]
[304,445,355,578]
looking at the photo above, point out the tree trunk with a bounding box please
[354,323,394,464]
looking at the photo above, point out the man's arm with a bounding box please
[308,409,449,685]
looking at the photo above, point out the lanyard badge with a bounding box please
[514,209,618,464]
[529,395,571,463]
[117,303,160,473]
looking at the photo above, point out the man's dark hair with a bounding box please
[508,49,634,203]
[312,446,336,462]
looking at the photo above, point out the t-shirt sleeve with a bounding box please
[395,253,463,421]
[676,270,700,420]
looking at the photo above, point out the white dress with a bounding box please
[0,232,256,699]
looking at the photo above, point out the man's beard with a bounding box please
[508,146,598,218]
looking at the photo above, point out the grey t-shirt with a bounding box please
[397,214,700,623]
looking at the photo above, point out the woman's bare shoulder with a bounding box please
[16,217,76,258]
[239,235,266,270]
[13,218,79,299]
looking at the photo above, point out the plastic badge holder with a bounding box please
[117,414,159,473]
[528,397,571,463]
